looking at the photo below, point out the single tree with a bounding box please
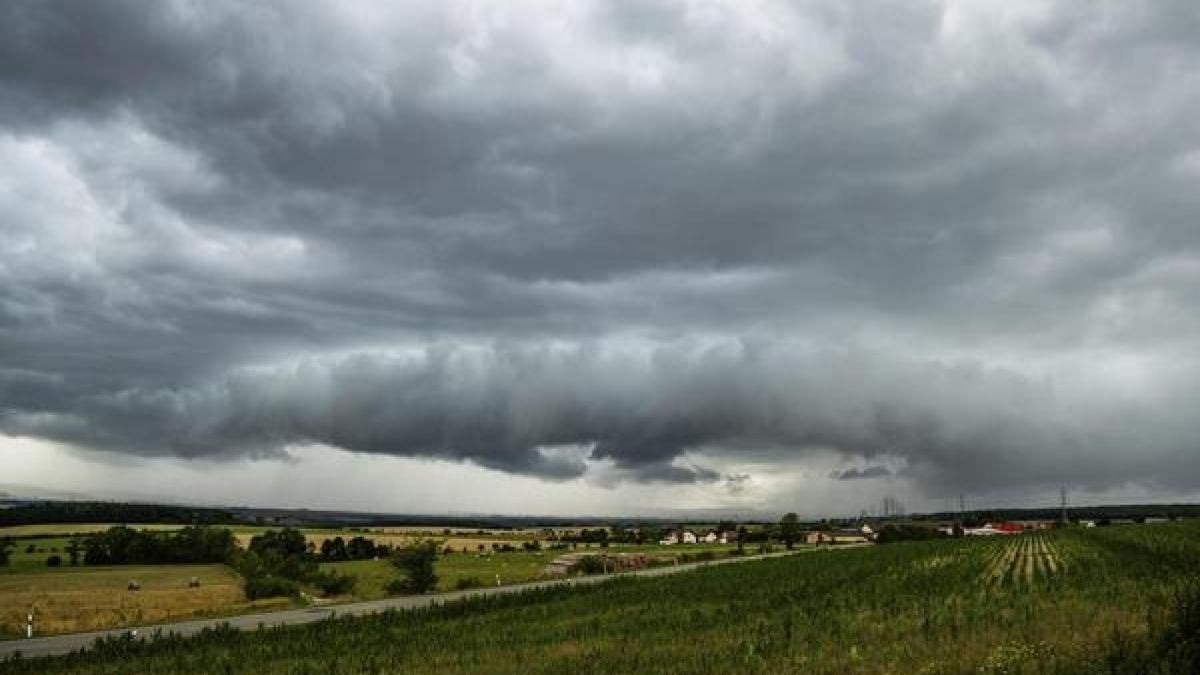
[780,513,801,550]
[0,538,12,567]
[387,541,439,594]
[66,539,82,566]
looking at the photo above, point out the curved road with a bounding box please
[0,548,847,660]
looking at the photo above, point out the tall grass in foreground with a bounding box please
[3,521,1200,674]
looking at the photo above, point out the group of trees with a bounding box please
[563,528,610,545]
[318,535,390,562]
[236,528,355,598]
[237,528,437,599]
[82,526,237,565]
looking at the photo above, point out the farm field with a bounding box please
[1,538,78,572]
[323,542,747,598]
[1,523,560,566]
[0,565,288,639]
[0,524,184,538]
[5,522,1199,674]
[0,525,747,635]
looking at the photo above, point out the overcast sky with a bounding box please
[4,1,1200,517]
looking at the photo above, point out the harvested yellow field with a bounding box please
[232,532,544,553]
[0,523,184,537]
[0,565,285,638]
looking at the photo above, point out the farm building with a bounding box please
[965,522,1024,536]
[805,530,872,545]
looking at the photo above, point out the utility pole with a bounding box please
[1060,486,1069,524]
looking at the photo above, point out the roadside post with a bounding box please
[26,608,33,638]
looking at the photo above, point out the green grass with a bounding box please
[1,538,79,572]
[321,543,751,598]
[7,522,1200,674]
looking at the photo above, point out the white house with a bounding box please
[699,531,719,544]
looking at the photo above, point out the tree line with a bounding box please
[0,502,237,526]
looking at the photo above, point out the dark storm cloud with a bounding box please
[3,2,1200,496]
[7,340,1200,495]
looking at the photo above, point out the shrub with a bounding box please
[389,541,439,594]
[875,524,945,544]
[572,556,608,575]
[46,554,63,567]
[455,576,483,590]
[310,570,356,596]
[244,574,299,600]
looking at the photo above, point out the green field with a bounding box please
[324,543,745,597]
[4,522,1199,674]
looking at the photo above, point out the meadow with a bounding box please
[3,521,1198,674]
[322,542,743,597]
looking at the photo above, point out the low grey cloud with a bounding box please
[3,1,1200,506]
[830,466,892,481]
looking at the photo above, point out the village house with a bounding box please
[658,529,698,545]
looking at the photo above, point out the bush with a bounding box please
[875,524,945,544]
[573,556,608,575]
[455,576,483,590]
[244,574,300,600]
[46,554,63,567]
[389,541,439,594]
[310,570,356,596]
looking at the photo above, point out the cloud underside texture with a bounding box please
[3,1,1200,495]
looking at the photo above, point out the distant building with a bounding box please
[805,530,871,545]
[659,529,698,545]
[965,522,1023,536]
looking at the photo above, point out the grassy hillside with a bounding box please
[3,522,1200,674]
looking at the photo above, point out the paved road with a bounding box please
[1,548,842,660]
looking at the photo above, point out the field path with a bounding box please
[0,547,851,660]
